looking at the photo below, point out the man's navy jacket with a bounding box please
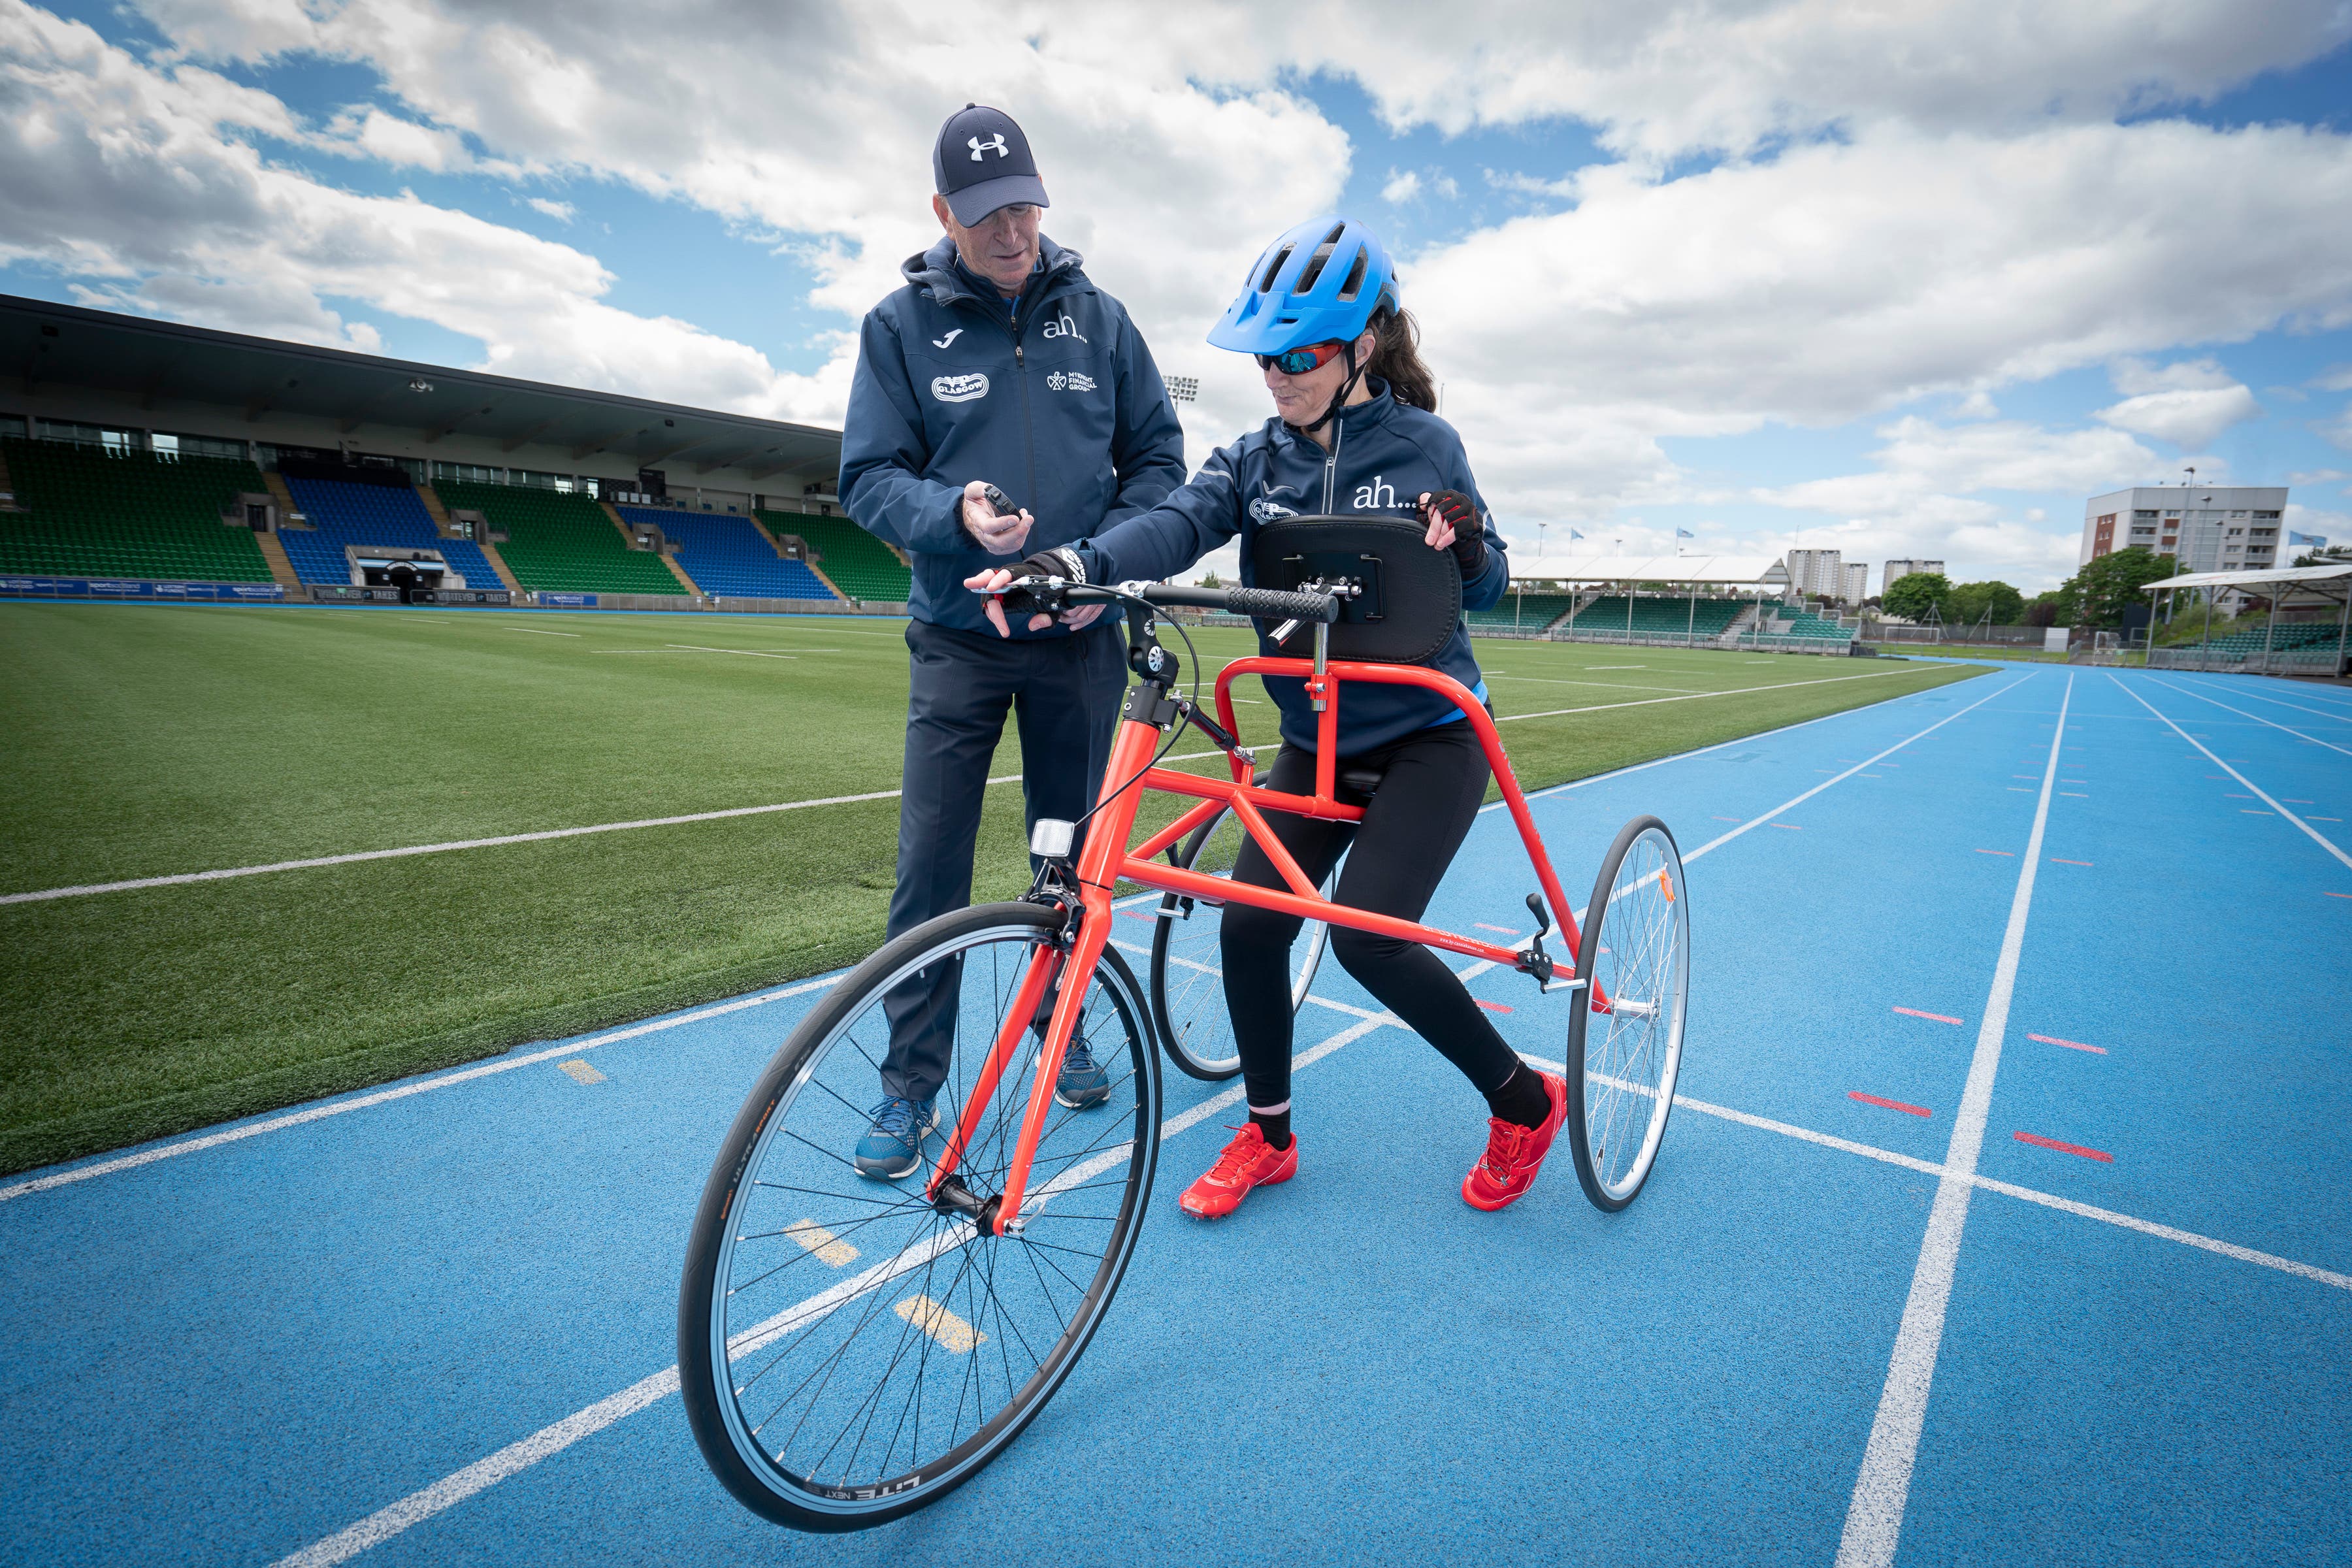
[839,235,1186,638]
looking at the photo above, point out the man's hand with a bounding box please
[963,547,1107,637]
[1418,489,1487,576]
[962,480,1035,555]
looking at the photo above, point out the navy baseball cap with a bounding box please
[933,104,1050,225]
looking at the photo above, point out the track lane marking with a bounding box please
[2015,1130,2113,1162]
[1835,672,2072,1568]
[2146,676,2352,758]
[1851,1092,1932,1117]
[2111,677,2352,873]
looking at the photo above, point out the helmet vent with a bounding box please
[1258,244,1294,293]
[1296,223,1347,293]
[1334,248,1368,303]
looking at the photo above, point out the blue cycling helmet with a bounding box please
[1207,216,1399,356]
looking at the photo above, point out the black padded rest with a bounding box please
[1248,515,1461,664]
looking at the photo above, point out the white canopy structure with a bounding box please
[1507,553,1791,587]
[2142,559,2351,676]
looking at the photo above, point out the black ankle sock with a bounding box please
[1484,1065,1551,1130]
[1249,1107,1292,1151]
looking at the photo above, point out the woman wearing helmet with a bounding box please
[968,216,1566,1218]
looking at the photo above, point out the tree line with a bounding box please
[1878,546,2176,630]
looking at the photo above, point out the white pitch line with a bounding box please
[0,976,841,1204]
[2183,672,2352,721]
[269,1008,1388,1567]
[2112,677,2352,872]
[501,628,580,636]
[1834,671,2070,1568]
[664,644,798,660]
[2147,676,2352,758]
[1495,664,1919,724]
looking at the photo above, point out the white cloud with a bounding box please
[2287,468,2348,484]
[1953,391,1999,419]
[2319,405,2352,453]
[2284,502,2350,544]
[314,105,487,173]
[2097,385,2262,446]
[526,196,574,222]
[1381,168,1421,203]
[2310,364,2352,391]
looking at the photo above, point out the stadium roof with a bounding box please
[0,293,840,487]
[1509,553,1791,586]
[2142,562,2352,591]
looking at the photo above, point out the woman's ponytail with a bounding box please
[1366,306,1439,413]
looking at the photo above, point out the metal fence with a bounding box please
[2148,644,2347,676]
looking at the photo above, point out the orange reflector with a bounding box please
[1661,875,1674,904]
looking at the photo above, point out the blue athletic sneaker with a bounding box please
[854,1096,939,1181]
[1054,1037,1111,1110]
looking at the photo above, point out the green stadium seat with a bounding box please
[757,512,911,603]
[0,439,274,584]
[432,480,685,596]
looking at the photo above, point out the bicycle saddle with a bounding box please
[1334,764,1385,802]
[1248,515,1461,664]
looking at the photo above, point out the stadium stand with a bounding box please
[278,472,502,588]
[1467,591,1580,629]
[433,480,683,596]
[0,438,275,583]
[617,506,838,600]
[2183,622,2344,655]
[757,510,910,602]
[1558,595,1746,638]
[1761,602,1854,641]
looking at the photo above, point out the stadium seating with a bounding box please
[0,438,275,583]
[1467,591,1580,629]
[757,511,910,602]
[1557,596,1746,638]
[1761,602,1853,641]
[433,480,681,596]
[278,474,502,588]
[2184,623,2345,655]
[617,506,838,600]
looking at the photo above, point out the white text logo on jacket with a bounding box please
[1247,497,1298,523]
[1045,370,1096,393]
[1041,314,1087,343]
[930,372,990,403]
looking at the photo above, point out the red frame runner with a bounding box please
[932,656,1597,1233]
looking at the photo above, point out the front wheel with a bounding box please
[1148,802,1333,1081]
[1563,817,1690,1212]
[678,902,1161,1531]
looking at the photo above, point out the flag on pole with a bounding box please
[2289,531,2327,547]
[1569,529,1585,541]
[1675,528,1695,538]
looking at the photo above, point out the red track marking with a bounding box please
[1974,849,2015,857]
[1122,911,1158,923]
[2029,1032,2106,1054]
[1474,923,1518,935]
[1476,999,1514,1014]
[2327,892,2352,900]
[2014,1130,2113,1162]
[2050,858,2092,866]
[1850,1091,1932,1117]
[2227,792,2254,799]
[1771,823,1802,830]
[1893,1006,1964,1025]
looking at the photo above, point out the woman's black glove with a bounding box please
[1420,489,1487,576]
[997,546,1086,615]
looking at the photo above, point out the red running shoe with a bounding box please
[1462,1071,1568,1211]
[1179,1122,1298,1218]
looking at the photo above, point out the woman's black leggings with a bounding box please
[1219,720,1520,1111]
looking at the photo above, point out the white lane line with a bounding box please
[664,644,798,660]
[1514,1051,2352,1294]
[2183,673,2352,723]
[0,977,842,1204]
[1496,664,1919,725]
[2112,677,2352,872]
[269,1009,1388,1567]
[1835,672,2070,1568]
[1682,678,2027,863]
[501,628,580,636]
[2147,676,2352,758]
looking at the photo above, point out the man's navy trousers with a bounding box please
[879,617,1127,1103]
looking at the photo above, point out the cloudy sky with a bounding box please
[5,0,2351,591]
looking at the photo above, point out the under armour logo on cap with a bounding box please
[934,104,1049,225]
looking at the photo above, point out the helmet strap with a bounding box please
[1284,339,1369,442]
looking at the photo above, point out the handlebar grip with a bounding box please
[1220,586,1339,624]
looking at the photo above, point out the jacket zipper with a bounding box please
[1320,414,1344,512]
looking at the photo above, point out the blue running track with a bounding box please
[3,664,2347,1566]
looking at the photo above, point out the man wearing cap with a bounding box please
[840,103,1187,1178]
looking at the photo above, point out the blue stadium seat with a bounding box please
[617,506,839,600]
[279,476,501,588]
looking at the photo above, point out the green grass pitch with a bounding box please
[0,601,1984,1173]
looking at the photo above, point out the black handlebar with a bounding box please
[987,577,1343,625]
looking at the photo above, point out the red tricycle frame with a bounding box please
[930,655,1601,1233]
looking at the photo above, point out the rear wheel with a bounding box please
[1563,817,1689,1212]
[678,902,1160,1530]
[1148,802,1333,1081]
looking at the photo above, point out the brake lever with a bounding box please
[1171,696,1243,757]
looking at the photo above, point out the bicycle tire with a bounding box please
[679,902,1161,1530]
[1148,804,1333,1081]
[1562,816,1690,1213]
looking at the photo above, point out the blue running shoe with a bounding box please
[854,1096,939,1181]
[1054,1037,1111,1109]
